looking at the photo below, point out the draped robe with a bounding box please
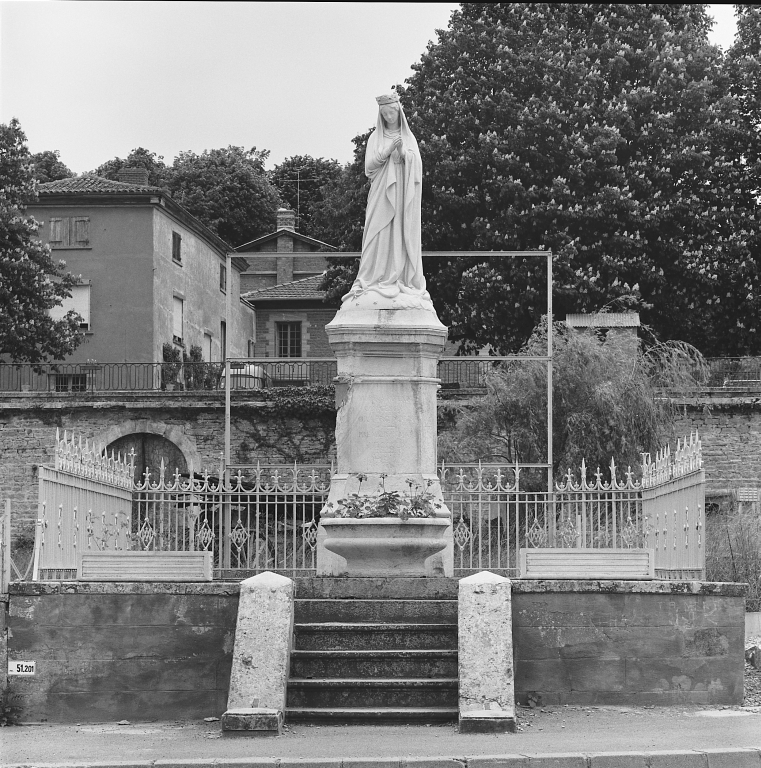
[343,104,431,303]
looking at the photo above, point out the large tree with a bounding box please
[164,146,281,247]
[314,132,373,303]
[92,147,167,186]
[269,155,342,241]
[323,4,761,355]
[0,120,84,363]
[438,320,705,486]
[30,150,75,183]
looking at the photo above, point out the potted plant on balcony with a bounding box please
[161,343,182,391]
[320,474,451,576]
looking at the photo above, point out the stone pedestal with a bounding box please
[221,571,294,735]
[321,518,450,577]
[317,303,453,577]
[458,571,516,733]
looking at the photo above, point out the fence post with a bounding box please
[1,499,10,592]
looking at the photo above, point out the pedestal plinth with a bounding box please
[317,302,453,577]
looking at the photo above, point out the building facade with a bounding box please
[237,207,336,358]
[30,170,254,364]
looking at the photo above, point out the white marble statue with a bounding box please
[342,93,433,309]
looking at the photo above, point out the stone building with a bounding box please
[237,207,337,358]
[236,207,335,293]
[565,311,640,356]
[29,169,255,364]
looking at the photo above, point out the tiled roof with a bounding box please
[242,274,326,302]
[38,176,162,194]
[235,229,336,252]
[566,312,640,328]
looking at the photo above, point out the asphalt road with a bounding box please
[2,705,761,765]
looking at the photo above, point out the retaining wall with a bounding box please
[0,391,336,538]
[4,578,746,722]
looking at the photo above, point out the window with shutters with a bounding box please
[49,283,91,330]
[172,232,182,264]
[173,296,184,345]
[49,217,90,248]
[277,322,302,358]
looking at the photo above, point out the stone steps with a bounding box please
[287,678,458,708]
[286,580,459,724]
[290,649,458,678]
[286,706,459,724]
[295,598,457,624]
[294,622,458,651]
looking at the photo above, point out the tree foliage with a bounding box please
[438,321,705,487]
[164,146,280,247]
[91,147,167,186]
[0,120,84,363]
[322,4,761,355]
[29,150,75,183]
[314,132,372,303]
[269,155,342,240]
[92,145,281,246]
[727,4,761,134]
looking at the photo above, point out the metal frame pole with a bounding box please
[547,250,553,494]
[224,253,232,484]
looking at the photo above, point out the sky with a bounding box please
[0,2,740,174]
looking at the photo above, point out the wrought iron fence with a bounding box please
[0,360,339,393]
[0,358,506,393]
[4,356,761,394]
[131,462,332,578]
[34,430,135,579]
[441,461,647,575]
[22,429,704,581]
[1,500,10,592]
[699,357,761,388]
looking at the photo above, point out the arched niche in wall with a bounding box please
[97,420,203,487]
[107,433,188,486]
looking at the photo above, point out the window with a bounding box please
[221,321,227,360]
[49,283,91,330]
[277,322,302,358]
[204,333,213,362]
[172,232,182,264]
[49,217,90,248]
[173,296,184,345]
[219,263,227,292]
[54,374,87,393]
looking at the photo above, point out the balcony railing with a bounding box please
[0,358,499,393]
[2,357,760,394]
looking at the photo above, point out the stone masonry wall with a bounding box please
[672,397,761,497]
[0,392,336,539]
[512,581,745,706]
[2,391,760,539]
[5,579,745,722]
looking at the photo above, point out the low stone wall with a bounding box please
[511,580,746,706]
[5,582,240,722]
[4,578,746,722]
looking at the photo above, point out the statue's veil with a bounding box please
[366,96,420,169]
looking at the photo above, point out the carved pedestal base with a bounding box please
[317,303,453,577]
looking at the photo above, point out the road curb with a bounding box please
[5,749,761,768]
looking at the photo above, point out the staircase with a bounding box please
[287,577,459,724]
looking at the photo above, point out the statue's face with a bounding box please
[380,103,400,127]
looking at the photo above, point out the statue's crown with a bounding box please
[376,93,400,105]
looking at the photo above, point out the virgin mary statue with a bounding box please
[342,93,432,309]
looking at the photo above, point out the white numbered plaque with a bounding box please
[8,660,35,676]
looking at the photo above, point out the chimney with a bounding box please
[276,207,296,232]
[117,167,150,186]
